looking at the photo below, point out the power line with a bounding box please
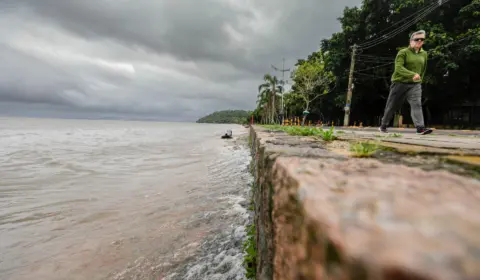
[363,1,439,41]
[358,6,445,50]
[354,72,391,79]
[357,0,450,50]
[355,62,394,73]
[355,60,391,65]
[355,57,394,64]
[357,54,395,60]
[357,2,442,49]
[357,7,438,50]
[343,62,393,75]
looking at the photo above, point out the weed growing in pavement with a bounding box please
[261,125,337,141]
[350,141,379,157]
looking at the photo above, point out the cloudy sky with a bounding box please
[0,0,361,121]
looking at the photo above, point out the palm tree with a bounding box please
[258,74,282,124]
[256,89,269,124]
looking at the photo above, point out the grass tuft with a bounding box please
[350,142,379,158]
[321,126,337,141]
[261,125,337,141]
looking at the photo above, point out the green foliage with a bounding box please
[196,110,251,124]
[321,126,337,141]
[284,126,323,136]
[291,52,335,113]
[243,223,256,279]
[261,125,337,141]
[283,91,304,117]
[262,125,321,136]
[350,142,379,157]
[262,124,284,131]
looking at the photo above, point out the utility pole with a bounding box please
[272,58,290,124]
[343,45,357,127]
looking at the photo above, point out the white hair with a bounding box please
[410,30,426,40]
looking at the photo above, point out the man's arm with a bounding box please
[420,52,428,79]
[394,50,417,79]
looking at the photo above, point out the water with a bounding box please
[0,117,252,280]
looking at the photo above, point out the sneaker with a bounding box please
[378,126,388,133]
[416,127,433,135]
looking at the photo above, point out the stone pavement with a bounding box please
[340,127,480,136]
[336,129,480,155]
[249,125,480,280]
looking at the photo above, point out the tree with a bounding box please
[283,91,304,118]
[258,74,282,124]
[196,110,251,124]
[255,88,269,124]
[314,0,479,127]
[291,52,335,125]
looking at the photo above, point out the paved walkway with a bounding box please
[338,126,480,136]
[335,128,480,155]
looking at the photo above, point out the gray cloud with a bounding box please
[0,0,361,121]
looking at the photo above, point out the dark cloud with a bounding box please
[0,0,361,121]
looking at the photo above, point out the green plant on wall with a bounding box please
[243,223,257,279]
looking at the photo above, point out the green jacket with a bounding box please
[391,47,428,84]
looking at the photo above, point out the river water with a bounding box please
[0,117,252,280]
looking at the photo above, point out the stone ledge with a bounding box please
[250,126,480,280]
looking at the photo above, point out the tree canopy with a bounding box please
[292,52,335,111]
[196,110,251,124]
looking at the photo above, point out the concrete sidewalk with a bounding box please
[335,128,480,155]
[338,126,480,137]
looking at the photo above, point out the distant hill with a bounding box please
[196,110,250,124]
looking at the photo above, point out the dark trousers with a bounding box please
[381,82,425,128]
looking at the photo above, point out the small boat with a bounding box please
[221,130,233,139]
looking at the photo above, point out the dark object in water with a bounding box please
[221,130,233,139]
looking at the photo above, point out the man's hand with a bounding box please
[413,74,421,81]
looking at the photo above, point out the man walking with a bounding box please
[379,30,433,135]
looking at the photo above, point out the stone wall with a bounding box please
[249,125,480,280]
